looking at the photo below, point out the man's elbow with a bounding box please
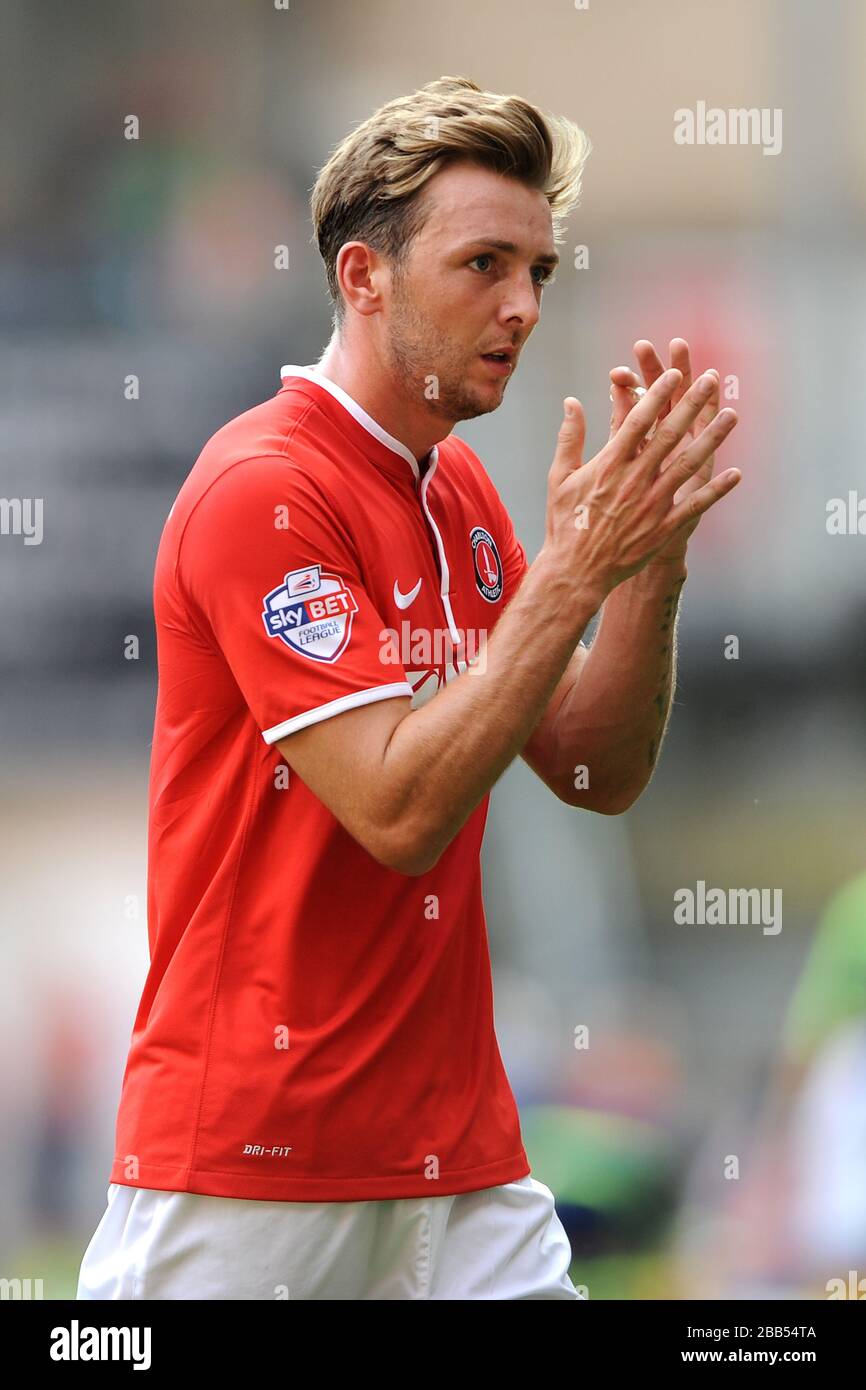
[592,789,640,815]
[392,847,441,876]
[559,780,644,815]
[366,814,443,877]
[381,844,442,877]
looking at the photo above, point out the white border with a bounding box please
[277,362,458,658]
[280,364,439,481]
[262,681,413,744]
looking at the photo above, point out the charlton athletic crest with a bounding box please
[262,564,358,662]
[469,526,503,602]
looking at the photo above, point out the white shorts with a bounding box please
[77,1175,583,1301]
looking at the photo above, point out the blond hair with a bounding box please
[310,76,591,328]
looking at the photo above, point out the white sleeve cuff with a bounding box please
[261,681,413,744]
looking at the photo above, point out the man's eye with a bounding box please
[468,255,554,285]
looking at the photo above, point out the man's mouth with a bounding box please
[480,351,514,375]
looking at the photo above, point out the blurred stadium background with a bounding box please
[2,0,865,1299]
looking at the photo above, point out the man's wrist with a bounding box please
[640,552,688,579]
[531,544,609,620]
[611,554,687,603]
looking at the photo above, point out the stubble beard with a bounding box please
[385,281,503,425]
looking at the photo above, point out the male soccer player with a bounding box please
[77,76,739,1300]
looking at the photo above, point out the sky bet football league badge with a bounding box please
[262,564,358,662]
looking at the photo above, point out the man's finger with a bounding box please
[633,340,668,412]
[608,367,642,437]
[549,396,587,490]
[668,338,693,408]
[657,368,720,476]
[636,371,720,474]
[653,407,738,499]
[694,369,720,435]
[635,339,694,418]
[664,462,742,538]
[611,368,682,461]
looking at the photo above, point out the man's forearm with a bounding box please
[381,550,597,870]
[545,556,688,811]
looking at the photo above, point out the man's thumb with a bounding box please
[549,397,586,489]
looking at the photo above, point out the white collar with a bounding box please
[280,364,439,481]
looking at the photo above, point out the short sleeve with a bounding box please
[178,456,412,744]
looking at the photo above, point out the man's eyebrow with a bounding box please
[457,238,560,268]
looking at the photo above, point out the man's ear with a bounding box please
[335,241,383,319]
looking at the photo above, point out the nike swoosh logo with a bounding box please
[394,577,423,609]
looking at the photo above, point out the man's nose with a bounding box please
[499,275,541,330]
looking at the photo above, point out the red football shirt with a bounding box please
[110,364,532,1202]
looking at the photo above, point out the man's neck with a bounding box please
[314,336,449,466]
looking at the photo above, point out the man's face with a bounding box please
[380,160,558,424]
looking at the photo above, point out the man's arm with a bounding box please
[277,368,735,874]
[277,548,605,877]
[521,337,733,813]
[520,555,687,812]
